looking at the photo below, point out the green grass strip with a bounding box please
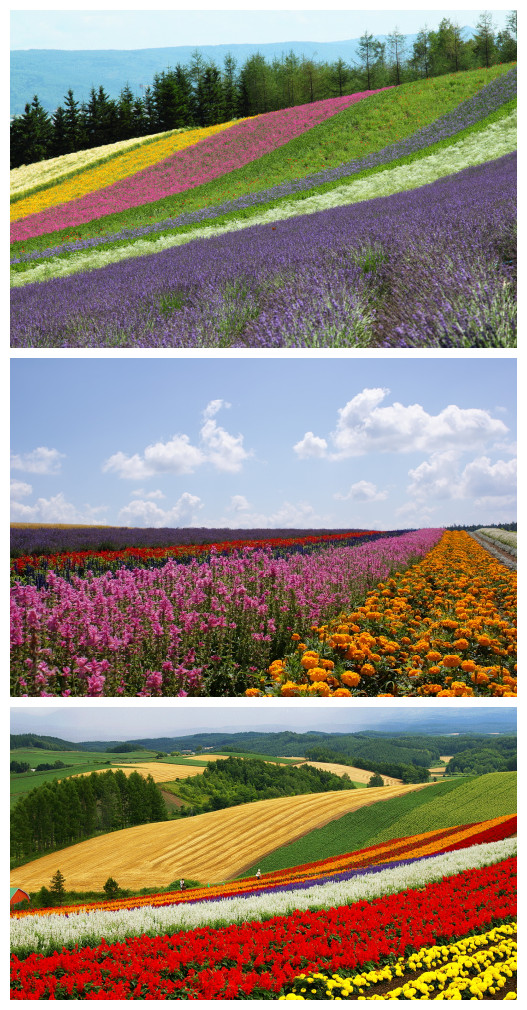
[12,103,516,288]
[10,62,513,257]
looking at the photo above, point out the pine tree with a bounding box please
[49,869,66,905]
[473,11,497,68]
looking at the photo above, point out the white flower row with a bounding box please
[11,109,517,289]
[11,838,516,956]
[476,528,517,549]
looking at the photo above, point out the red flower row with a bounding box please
[10,858,516,999]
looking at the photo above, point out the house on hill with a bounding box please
[10,887,30,906]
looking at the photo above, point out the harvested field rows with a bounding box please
[74,762,204,782]
[10,783,427,890]
[301,761,401,786]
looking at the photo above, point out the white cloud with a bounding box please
[117,493,203,528]
[200,417,249,473]
[295,388,509,460]
[10,492,108,524]
[204,499,328,529]
[203,399,231,419]
[11,479,32,500]
[131,488,166,500]
[293,431,328,459]
[407,453,517,505]
[11,446,65,474]
[102,402,250,479]
[229,495,251,512]
[334,480,388,503]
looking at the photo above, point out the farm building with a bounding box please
[10,886,30,906]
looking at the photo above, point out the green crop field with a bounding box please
[368,771,517,845]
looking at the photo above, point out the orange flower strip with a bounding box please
[263,531,516,697]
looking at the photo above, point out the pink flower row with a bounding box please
[12,90,390,241]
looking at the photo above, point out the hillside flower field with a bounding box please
[10,528,515,698]
[10,834,516,998]
[10,65,516,347]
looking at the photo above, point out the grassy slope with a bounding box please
[10,63,513,257]
[10,747,158,805]
[247,773,516,875]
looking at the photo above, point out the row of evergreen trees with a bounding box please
[11,769,167,864]
[11,12,516,169]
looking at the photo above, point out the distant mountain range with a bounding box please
[11,30,476,116]
[11,707,517,753]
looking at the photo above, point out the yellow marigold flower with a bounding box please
[332,688,352,697]
[301,655,320,670]
[280,681,300,696]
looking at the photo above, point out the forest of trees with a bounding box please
[447,747,517,775]
[10,12,517,168]
[169,756,354,815]
[11,769,167,864]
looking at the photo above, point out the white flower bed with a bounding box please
[11,837,516,956]
[476,528,517,550]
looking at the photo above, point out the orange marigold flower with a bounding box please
[341,671,361,688]
[360,663,376,676]
[301,655,320,670]
[461,660,477,673]
[442,655,461,668]
[245,688,262,696]
[332,688,352,697]
[308,667,328,682]
[291,633,301,641]
[453,638,469,650]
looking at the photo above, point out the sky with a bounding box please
[10,703,516,741]
[10,7,512,50]
[10,357,516,530]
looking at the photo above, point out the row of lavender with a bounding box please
[10,525,387,556]
[11,154,516,348]
[11,528,442,696]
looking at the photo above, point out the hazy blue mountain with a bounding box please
[11,31,475,115]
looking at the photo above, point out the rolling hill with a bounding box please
[10,782,427,890]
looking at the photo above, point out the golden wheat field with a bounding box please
[74,762,205,783]
[10,783,428,890]
[301,761,402,786]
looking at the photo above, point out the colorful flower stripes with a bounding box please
[10,858,516,998]
[11,91,389,241]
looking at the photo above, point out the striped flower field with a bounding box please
[10,828,516,998]
[10,65,516,347]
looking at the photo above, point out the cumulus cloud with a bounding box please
[10,479,32,500]
[334,480,388,503]
[293,431,328,459]
[204,499,327,529]
[11,446,65,474]
[407,453,517,504]
[229,495,251,512]
[103,401,250,479]
[10,492,108,524]
[117,493,203,528]
[295,388,509,460]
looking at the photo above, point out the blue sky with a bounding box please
[10,358,516,530]
[10,8,511,49]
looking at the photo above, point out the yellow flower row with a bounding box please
[11,119,244,220]
[10,130,186,198]
[251,532,516,698]
[279,924,517,1000]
